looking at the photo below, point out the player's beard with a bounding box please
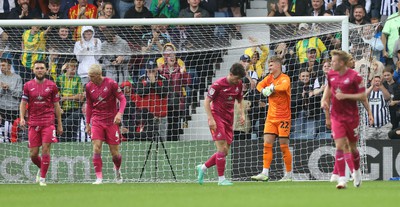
[35,74,45,81]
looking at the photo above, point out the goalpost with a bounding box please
[0,16,371,183]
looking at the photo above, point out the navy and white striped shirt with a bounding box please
[381,0,399,16]
[368,90,390,128]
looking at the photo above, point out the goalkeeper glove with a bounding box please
[262,84,274,97]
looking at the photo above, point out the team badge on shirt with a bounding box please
[209,88,215,95]
[45,87,51,92]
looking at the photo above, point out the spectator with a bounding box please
[325,0,338,14]
[233,77,252,139]
[382,67,400,129]
[390,28,400,64]
[62,101,91,142]
[239,54,257,89]
[160,55,191,141]
[119,0,134,18]
[60,0,78,19]
[308,0,325,16]
[0,27,9,59]
[313,59,330,97]
[0,0,15,19]
[133,60,169,140]
[288,0,309,16]
[393,57,400,83]
[274,42,296,74]
[311,59,331,138]
[120,81,137,140]
[124,0,153,18]
[8,0,41,19]
[44,0,66,19]
[73,26,102,85]
[56,59,84,117]
[244,37,269,79]
[350,5,370,24]
[179,0,209,17]
[170,25,194,51]
[380,0,398,23]
[296,23,328,64]
[56,59,84,142]
[217,0,242,18]
[366,76,392,140]
[382,2,400,67]
[156,43,185,69]
[150,0,180,18]
[47,48,62,81]
[101,29,132,84]
[335,0,363,19]
[48,26,75,53]
[0,58,22,141]
[20,25,51,83]
[291,68,316,139]
[369,59,384,81]
[99,1,118,18]
[68,0,98,40]
[141,25,171,53]
[268,0,291,17]
[300,48,324,87]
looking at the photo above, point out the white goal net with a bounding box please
[0,17,372,183]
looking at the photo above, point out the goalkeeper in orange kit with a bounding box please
[251,56,293,182]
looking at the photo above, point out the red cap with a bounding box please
[120,81,132,88]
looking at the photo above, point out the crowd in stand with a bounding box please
[234,0,400,141]
[1,0,400,142]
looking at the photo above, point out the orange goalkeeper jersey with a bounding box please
[257,73,291,121]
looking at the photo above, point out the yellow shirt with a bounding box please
[21,30,46,68]
[296,37,327,63]
[245,45,269,79]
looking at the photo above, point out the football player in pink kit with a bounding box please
[85,64,127,184]
[196,63,246,186]
[19,60,63,186]
[321,50,370,189]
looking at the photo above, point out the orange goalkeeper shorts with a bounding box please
[263,119,291,138]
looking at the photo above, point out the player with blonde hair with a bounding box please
[251,56,293,182]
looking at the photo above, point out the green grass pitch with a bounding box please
[0,181,398,207]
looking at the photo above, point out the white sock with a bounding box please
[201,164,207,172]
[262,168,269,176]
[218,176,226,182]
[39,177,45,182]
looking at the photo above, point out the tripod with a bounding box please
[139,131,177,181]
